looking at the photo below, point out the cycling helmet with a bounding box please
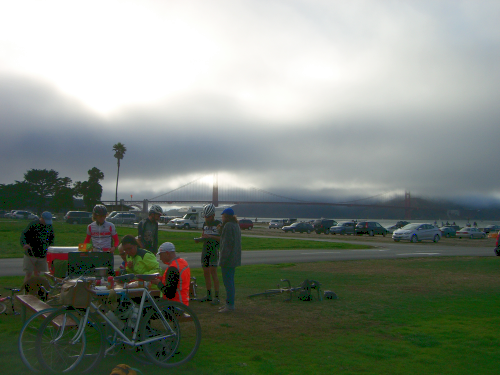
[149,204,163,215]
[203,203,215,218]
[93,204,107,216]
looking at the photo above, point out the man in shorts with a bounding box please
[197,203,221,305]
[20,211,54,283]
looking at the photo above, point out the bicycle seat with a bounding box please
[136,273,160,281]
[114,274,135,283]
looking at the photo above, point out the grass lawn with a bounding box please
[0,219,372,258]
[1,257,499,374]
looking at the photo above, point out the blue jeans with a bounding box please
[221,267,236,308]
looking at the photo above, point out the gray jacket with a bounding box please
[219,222,242,267]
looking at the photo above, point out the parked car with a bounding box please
[64,211,93,225]
[330,221,356,235]
[395,220,410,228]
[159,215,175,223]
[483,225,500,234]
[108,212,137,225]
[282,222,314,234]
[239,219,254,230]
[385,225,399,234]
[355,221,389,236]
[392,223,441,242]
[4,210,18,218]
[313,219,337,234]
[439,226,457,238]
[283,218,297,226]
[456,227,486,239]
[269,219,286,229]
[166,218,182,229]
[12,211,38,220]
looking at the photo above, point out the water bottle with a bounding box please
[128,306,139,328]
[106,311,124,330]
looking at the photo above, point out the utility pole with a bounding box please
[212,172,219,207]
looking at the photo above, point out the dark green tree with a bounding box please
[52,186,75,212]
[18,169,72,212]
[113,142,127,207]
[74,167,104,211]
[0,182,34,209]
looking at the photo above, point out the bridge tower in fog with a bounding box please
[404,191,411,220]
[212,172,219,207]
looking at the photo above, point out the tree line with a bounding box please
[0,142,127,214]
[0,167,103,213]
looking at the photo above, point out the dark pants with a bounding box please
[221,267,236,308]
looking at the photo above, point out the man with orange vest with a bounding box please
[152,242,190,306]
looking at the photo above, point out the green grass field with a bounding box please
[0,219,371,258]
[1,257,499,374]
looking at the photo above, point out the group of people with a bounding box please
[20,202,242,312]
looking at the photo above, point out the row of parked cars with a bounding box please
[2,210,40,220]
[270,218,500,242]
[63,211,140,225]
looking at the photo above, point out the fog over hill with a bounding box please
[232,197,500,221]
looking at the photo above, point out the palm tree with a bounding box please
[113,142,127,207]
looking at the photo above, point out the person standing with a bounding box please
[83,205,119,252]
[137,204,163,255]
[20,211,54,283]
[152,242,191,306]
[197,203,221,305]
[218,207,241,313]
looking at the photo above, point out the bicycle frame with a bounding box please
[71,287,178,352]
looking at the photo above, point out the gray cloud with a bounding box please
[1,1,500,205]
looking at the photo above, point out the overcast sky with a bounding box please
[1,1,499,205]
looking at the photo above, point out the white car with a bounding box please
[166,218,182,229]
[392,223,441,243]
[456,227,486,239]
[12,211,38,220]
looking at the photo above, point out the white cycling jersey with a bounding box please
[86,221,117,250]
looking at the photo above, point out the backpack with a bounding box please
[297,279,321,301]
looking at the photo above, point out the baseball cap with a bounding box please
[221,207,234,216]
[158,242,176,253]
[41,211,53,225]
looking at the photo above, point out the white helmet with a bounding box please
[203,203,215,218]
[149,204,163,215]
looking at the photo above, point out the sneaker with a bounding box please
[218,306,234,313]
[198,295,212,302]
[210,297,220,305]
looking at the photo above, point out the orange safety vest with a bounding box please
[162,257,190,306]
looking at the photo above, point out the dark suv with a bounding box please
[108,212,137,224]
[64,211,92,225]
[355,221,388,236]
[313,219,337,234]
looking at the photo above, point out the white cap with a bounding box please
[158,242,175,253]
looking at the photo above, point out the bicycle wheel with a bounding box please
[247,290,282,298]
[18,307,58,372]
[141,300,201,367]
[76,311,106,374]
[35,306,86,373]
[0,301,6,314]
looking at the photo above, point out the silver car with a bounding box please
[269,219,285,229]
[392,223,441,243]
[108,213,137,224]
[329,221,356,235]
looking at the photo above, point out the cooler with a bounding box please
[46,246,79,274]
